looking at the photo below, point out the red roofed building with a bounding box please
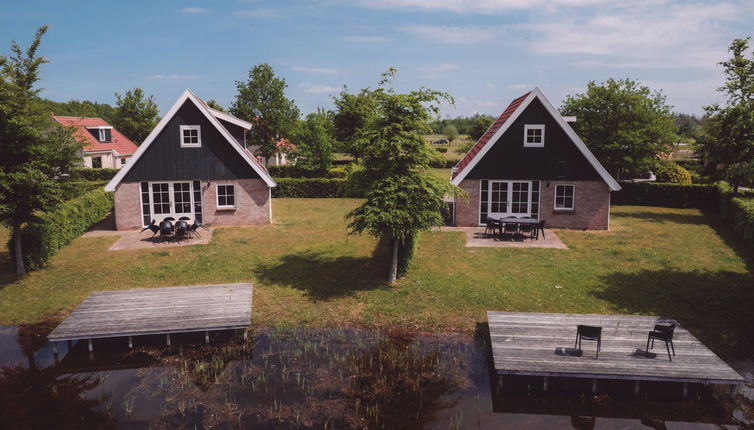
[52,116,138,169]
[450,88,620,230]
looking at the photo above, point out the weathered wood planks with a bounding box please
[487,311,744,385]
[48,283,252,341]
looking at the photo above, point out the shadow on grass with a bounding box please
[594,268,754,359]
[611,210,709,225]
[253,240,390,300]
[0,244,14,290]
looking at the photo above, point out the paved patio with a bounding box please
[438,226,568,249]
[83,214,214,250]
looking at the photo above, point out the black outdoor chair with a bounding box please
[190,221,209,238]
[163,216,176,222]
[502,222,519,239]
[174,220,190,241]
[140,219,160,237]
[646,323,676,361]
[518,223,536,240]
[158,220,174,241]
[575,325,602,358]
[178,216,191,221]
[535,220,546,239]
[485,218,501,238]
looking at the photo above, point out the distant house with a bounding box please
[52,116,137,169]
[104,89,276,230]
[451,88,620,230]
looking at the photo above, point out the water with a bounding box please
[0,324,750,429]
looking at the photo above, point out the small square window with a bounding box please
[180,125,201,147]
[91,156,102,169]
[216,184,236,209]
[554,184,575,210]
[524,124,545,147]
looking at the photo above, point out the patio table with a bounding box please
[492,217,539,238]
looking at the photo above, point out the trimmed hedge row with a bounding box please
[429,159,459,168]
[272,178,355,198]
[721,196,754,246]
[267,165,348,178]
[12,188,114,271]
[70,167,119,181]
[612,182,721,210]
[58,180,109,201]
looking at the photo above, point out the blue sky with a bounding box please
[2,0,752,117]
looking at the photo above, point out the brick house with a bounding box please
[104,89,276,230]
[451,88,620,230]
[52,116,138,169]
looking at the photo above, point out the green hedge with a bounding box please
[58,180,109,201]
[272,178,361,198]
[11,188,114,271]
[429,159,458,168]
[70,167,119,181]
[267,165,348,178]
[612,182,720,210]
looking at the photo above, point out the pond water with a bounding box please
[0,324,751,429]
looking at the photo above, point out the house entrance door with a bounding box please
[150,182,194,221]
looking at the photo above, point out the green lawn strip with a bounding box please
[0,201,752,358]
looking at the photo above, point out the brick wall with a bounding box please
[453,179,611,230]
[112,179,271,230]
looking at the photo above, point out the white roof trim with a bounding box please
[105,89,275,192]
[208,107,253,130]
[85,125,113,129]
[451,87,620,191]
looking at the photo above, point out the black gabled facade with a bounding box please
[123,100,261,182]
[465,98,601,181]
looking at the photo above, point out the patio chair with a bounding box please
[646,323,676,361]
[535,220,546,239]
[189,221,209,238]
[484,218,501,238]
[178,216,191,221]
[502,222,519,239]
[140,219,160,237]
[163,216,176,222]
[158,220,174,241]
[575,325,602,358]
[518,222,536,240]
[175,220,190,241]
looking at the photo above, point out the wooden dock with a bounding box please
[487,311,744,388]
[48,283,252,352]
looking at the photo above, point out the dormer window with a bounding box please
[180,125,201,147]
[88,126,112,142]
[524,124,545,147]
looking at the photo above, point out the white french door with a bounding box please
[487,180,539,219]
[149,182,194,220]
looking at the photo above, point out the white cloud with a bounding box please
[422,63,460,71]
[352,0,608,13]
[402,25,497,44]
[292,66,341,74]
[484,83,496,88]
[298,83,341,93]
[477,101,499,107]
[234,9,280,18]
[146,74,198,80]
[509,83,533,89]
[343,36,390,43]
[181,7,209,14]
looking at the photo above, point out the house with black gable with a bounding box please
[451,88,620,230]
[105,89,276,230]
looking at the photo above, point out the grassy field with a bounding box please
[424,134,468,161]
[1,200,752,357]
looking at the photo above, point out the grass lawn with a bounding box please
[424,134,467,161]
[1,200,752,357]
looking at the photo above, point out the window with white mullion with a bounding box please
[487,180,534,218]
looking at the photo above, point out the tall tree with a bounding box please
[113,87,159,144]
[293,109,335,173]
[347,69,455,283]
[697,37,754,189]
[0,26,82,276]
[442,124,459,144]
[230,63,300,166]
[205,99,225,112]
[332,89,377,161]
[560,78,677,179]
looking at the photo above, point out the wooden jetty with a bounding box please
[48,283,252,353]
[487,311,744,394]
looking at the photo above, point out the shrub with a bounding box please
[10,188,114,271]
[272,178,353,198]
[396,234,417,278]
[655,161,692,184]
[58,180,109,201]
[612,182,720,210]
[434,147,448,153]
[268,165,349,178]
[70,167,119,181]
[428,159,458,168]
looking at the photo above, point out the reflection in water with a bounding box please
[0,324,750,429]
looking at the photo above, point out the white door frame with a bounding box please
[487,180,536,218]
[148,181,194,221]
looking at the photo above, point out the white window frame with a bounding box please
[180,125,201,147]
[485,180,538,219]
[216,183,237,210]
[146,181,195,221]
[523,124,545,148]
[554,184,576,211]
[98,128,107,142]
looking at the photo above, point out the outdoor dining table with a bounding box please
[491,217,540,238]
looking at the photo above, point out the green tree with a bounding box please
[230,63,300,166]
[0,26,82,276]
[113,87,159,144]
[442,124,459,144]
[468,114,494,141]
[332,89,377,161]
[698,37,754,188]
[205,99,225,112]
[346,69,455,283]
[560,78,677,179]
[293,109,335,173]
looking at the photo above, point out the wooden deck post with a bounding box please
[591,379,597,393]
[128,336,133,349]
[166,333,171,346]
[543,376,549,392]
[88,338,93,352]
[205,331,210,344]
[634,381,640,396]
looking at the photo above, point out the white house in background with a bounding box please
[53,116,138,169]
